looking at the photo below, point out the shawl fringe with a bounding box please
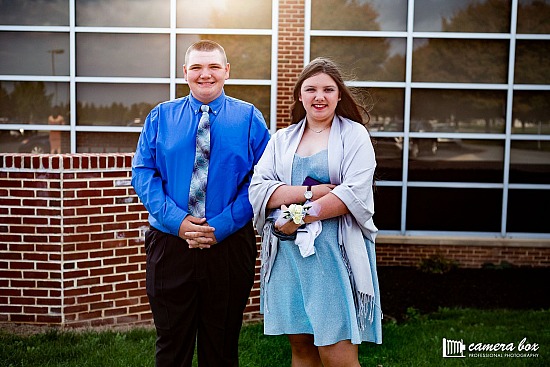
[260,221,276,313]
[339,240,378,330]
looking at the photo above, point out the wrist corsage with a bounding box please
[271,203,311,241]
[283,203,311,225]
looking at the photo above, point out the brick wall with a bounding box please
[277,0,306,128]
[0,154,152,328]
[376,236,550,268]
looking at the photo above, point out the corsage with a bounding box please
[271,203,316,241]
[282,203,311,225]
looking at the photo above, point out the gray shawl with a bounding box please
[249,115,378,328]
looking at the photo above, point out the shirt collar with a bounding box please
[189,90,225,117]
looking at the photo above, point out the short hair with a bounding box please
[184,40,228,65]
[290,57,369,125]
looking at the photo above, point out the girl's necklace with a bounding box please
[307,125,330,134]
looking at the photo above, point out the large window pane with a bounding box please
[0,0,69,26]
[408,139,504,183]
[412,39,508,83]
[414,0,511,32]
[311,37,406,82]
[77,83,169,126]
[76,0,170,27]
[368,88,405,132]
[411,89,506,134]
[510,141,550,184]
[176,35,271,80]
[311,0,408,31]
[514,41,550,84]
[407,188,502,232]
[77,132,140,153]
[374,138,404,181]
[0,81,69,124]
[372,186,402,231]
[176,0,271,29]
[76,34,170,77]
[0,32,69,76]
[507,189,549,233]
[517,0,550,34]
[0,129,69,154]
[512,90,550,134]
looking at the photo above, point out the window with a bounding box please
[0,0,276,154]
[308,0,550,237]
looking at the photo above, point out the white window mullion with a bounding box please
[69,0,76,153]
[401,0,416,234]
[501,0,519,236]
[170,0,177,100]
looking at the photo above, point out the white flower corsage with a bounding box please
[282,203,311,225]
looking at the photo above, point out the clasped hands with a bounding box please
[179,215,217,249]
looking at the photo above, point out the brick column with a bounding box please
[0,154,153,328]
[277,0,306,128]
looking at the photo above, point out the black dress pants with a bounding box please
[145,222,257,367]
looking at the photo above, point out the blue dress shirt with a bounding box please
[132,91,270,242]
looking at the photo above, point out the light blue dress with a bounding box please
[263,150,382,346]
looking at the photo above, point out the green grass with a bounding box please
[1,308,548,366]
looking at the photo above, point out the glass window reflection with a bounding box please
[514,41,550,84]
[372,186,402,231]
[512,91,550,135]
[507,189,550,233]
[373,137,404,181]
[368,88,405,132]
[412,39,508,83]
[77,132,140,153]
[311,37,406,82]
[509,141,550,184]
[76,34,170,77]
[176,0,271,29]
[414,0,511,33]
[0,32,69,76]
[76,0,170,27]
[407,187,502,232]
[408,139,504,183]
[0,81,69,124]
[311,0,408,31]
[176,35,271,80]
[517,0,550,34]
[0,129,69,154]
[0,0,69,26]
[411,89,506,134]
[76,83,169,126]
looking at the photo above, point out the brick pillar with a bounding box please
[0,154,153,328]
[277,0,306,128]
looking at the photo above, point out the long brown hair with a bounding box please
[290,57,370,125]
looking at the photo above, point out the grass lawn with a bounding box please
[0,308,547,366]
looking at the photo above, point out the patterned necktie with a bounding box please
[188,104,210,217]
